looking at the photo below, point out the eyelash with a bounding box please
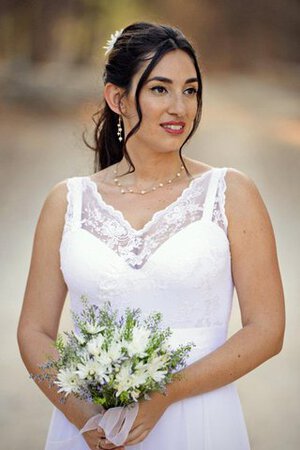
[150,85,198,95]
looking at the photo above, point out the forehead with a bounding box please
[134,49,197,85]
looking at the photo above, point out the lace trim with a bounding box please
[212,168,228,233]
[63,178,74,234]
[81,179,206,269]
[220,170,228,231]
[86,169,214,235]
[63,177,82,233]
[62,168,229,269]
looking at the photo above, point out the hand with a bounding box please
[98,391,171,448]
[78,403,124,450]
[82,428,124,450]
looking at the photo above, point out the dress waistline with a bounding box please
[168,326,227,363]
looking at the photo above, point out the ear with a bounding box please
[103,83,127,115]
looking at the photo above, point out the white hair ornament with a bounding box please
[103,29,124,55]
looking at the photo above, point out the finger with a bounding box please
[97,446,124,450]
[123,424,146,445]
[97,427,106,437]
[97,438,122,449]
[125,429,149,445]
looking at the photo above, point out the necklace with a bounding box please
[113,162,185,195]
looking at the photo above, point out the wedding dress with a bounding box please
[45,167,251,449]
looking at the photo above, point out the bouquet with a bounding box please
[34,296,195,445]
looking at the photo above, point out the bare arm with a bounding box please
[164,168,285,404]
[17,181,103,439]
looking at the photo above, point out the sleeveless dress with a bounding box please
[45,167,251,450]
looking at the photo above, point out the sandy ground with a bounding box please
[1,72,299,449]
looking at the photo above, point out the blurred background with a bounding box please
[0,1,299,448]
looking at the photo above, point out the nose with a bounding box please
[168,92,186,117]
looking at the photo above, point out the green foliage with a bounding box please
[35,297,195,409]
[55,334,65,355]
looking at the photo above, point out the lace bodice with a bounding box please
[59,167,233,332]
[63,169,228,269]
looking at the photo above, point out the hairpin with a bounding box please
[103,28,124,55]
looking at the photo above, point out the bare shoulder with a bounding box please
[224,168,275,247]
[44,179,69,206]
[224,166,259,204]
[36,179,69,236]
[224,167,266,214]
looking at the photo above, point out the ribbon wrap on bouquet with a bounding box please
[79,402,139,446]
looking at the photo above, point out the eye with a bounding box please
[150,85,167,94]
[185,87,198,95]
[150,86,198,95]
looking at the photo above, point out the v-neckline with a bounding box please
[85,168,215,235]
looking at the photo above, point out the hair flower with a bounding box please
[103,29,124,55]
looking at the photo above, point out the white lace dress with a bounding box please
[45,167,251,449]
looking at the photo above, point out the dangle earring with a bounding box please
[117,115,123,142]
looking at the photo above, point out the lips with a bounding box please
[160,120,185,127]
[160,121,185,129]
[160,121,185,134]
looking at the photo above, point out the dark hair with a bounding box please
[84,22,203,177]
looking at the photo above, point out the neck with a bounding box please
[115,152,187,188]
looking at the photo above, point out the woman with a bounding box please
[17,22,285,450]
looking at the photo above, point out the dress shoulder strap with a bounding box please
[202,168,228,224]
[64,176,83,232]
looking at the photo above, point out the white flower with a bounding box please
[125,326,151,357]
[96,349,112,367]
[114,358,150,399]
[147,355,169,382]
[131,366,149,387]
[114,361,134,396]
[135,360,148,371]
[76,359,108,382]
[103,29,124,55]
[54,368,81,397]
[113,328,122,342]
[74,333,86,345]
[87,335,105,356]
[106,341,123,362]
[114,361,148,398]
[130,389,140,402]
[84,322,105,335]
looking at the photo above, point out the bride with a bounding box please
[17,22,285,450]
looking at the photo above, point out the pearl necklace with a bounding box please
[113,163,185,195]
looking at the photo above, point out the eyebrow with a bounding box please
[145,76,198,84]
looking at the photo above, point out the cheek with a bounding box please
[189,98,198,114]
[139,106,163,132]
[140,94,165,118]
